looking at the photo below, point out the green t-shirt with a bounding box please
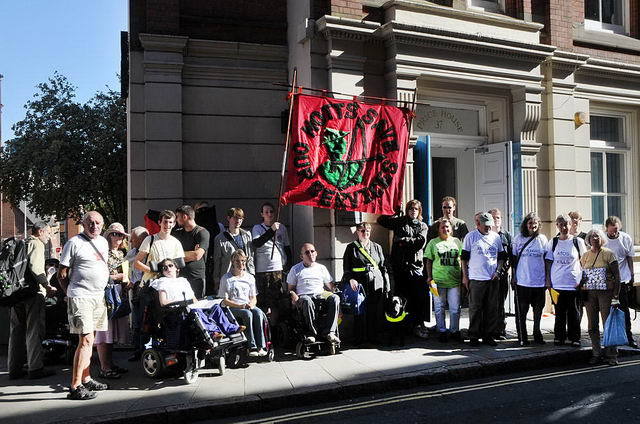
[424,236,462,288]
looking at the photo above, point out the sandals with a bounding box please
[98,369,121,379]
[67,385,97,400]
[83,379,108,391]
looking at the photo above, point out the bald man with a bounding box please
[58,211,110,400]
[287,244,340,343]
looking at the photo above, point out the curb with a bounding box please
[54,347,640,424]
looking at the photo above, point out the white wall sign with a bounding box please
[415,105,480,136]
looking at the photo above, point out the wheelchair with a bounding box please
[140,289,247,384]
[277,292,341,360]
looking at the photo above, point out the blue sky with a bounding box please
[0,1,127,142]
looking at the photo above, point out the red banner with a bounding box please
[280,94,410,215]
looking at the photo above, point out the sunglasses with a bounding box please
[304,249,316,255]
[442,206,453,209]
[162,264,175,271]
[358,229,369,233]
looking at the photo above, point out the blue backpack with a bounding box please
[341,283,366,315]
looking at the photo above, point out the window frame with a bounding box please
[589,109,634,235]
[584,0,629,35]
[467,0,505,14]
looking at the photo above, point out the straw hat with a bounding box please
[103,222,130,238]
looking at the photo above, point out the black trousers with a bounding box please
[495,275,510,335]
[354,287,384,343]
[515,285,545,341]
[553,289,581,343]
[393,270,429,326]
[618,283,635,343]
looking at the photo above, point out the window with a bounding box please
[590,114,628,227]
[584,0,625,33]
[468,0,504,14]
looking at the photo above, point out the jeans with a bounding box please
[230,307,266,349]
[584,289,617,359]
[297,293,340,337]
[553,289,581,343]
[433,286,461,333]
[8,294,45,374]
[468,279,499,339]
[515,285,545,341]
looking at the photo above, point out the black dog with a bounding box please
[384,295,409,347]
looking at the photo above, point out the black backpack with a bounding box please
[0,237,36,306]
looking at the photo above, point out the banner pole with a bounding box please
[271,67,298,260]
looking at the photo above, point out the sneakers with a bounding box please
[27,368,55,380]
[257,349,268,357]
[607,358,619,366]
[469,338,480,347]
[482,337,498,347]
[628,340,639,349]
[248,349,260,357]
[83,379,108,391]
[67,385,97,400]
[414,326,429,339]
[326,333,340,343]
[449,331,462,342]
[569,341,581,348]
[304,336,316,343]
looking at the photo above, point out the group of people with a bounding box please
[6,197,636,401]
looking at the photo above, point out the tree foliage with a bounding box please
[0,72,127,224]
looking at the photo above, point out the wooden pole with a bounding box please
[271,67,298,259]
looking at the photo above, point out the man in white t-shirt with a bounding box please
[461,212,506,347]
[605,215,637,348]
[134,210,185,283]
[252,202,292,325]
[58,211,110,400]
[287,243,340,343]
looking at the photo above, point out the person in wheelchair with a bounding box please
[219,249,268,357]
[150,258,245,339]
[287,243,340,344]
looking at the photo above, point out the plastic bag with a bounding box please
[602,306,628,347]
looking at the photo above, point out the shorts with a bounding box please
[67,297,108,334]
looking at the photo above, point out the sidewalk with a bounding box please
[2,310,639,424]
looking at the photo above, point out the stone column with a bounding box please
[512,86,542,217]
[139,34,187,213]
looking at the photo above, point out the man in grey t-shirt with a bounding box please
[58,211,110,400]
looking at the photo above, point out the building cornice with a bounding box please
[381,22,555,63]
[139,33,188,53]
[381,0,544,32]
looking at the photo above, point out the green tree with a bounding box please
[0,72,126,224]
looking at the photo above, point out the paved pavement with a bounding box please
[2,310,639,424]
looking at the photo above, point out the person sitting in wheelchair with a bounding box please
[287,243,340,344]
[151,258,245,339]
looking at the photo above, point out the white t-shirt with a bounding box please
[287,261,333,296]
[512,234,549,288]
[462,230,504,281]
[151,276,195,303]
[218,272,257,305]
[252,224,290,273]
[545,237,587,290]
[59,234,110,298]
[606,231,634,282]
[139,234,185,282]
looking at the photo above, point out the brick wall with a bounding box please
[0,202,27,239]
[330,0,363,19]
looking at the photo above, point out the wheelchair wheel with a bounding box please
[217,355,226,376]
[295,342,312,360]
[266,348,275,362]
[328,343,336,356]
[226,350,243,368]
[142,349,164,378]
[183,355,199,384]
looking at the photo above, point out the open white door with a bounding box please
[474,142,514,233]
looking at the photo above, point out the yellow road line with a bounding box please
[231,359,640,424]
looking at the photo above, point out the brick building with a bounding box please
[126,0,640,278]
